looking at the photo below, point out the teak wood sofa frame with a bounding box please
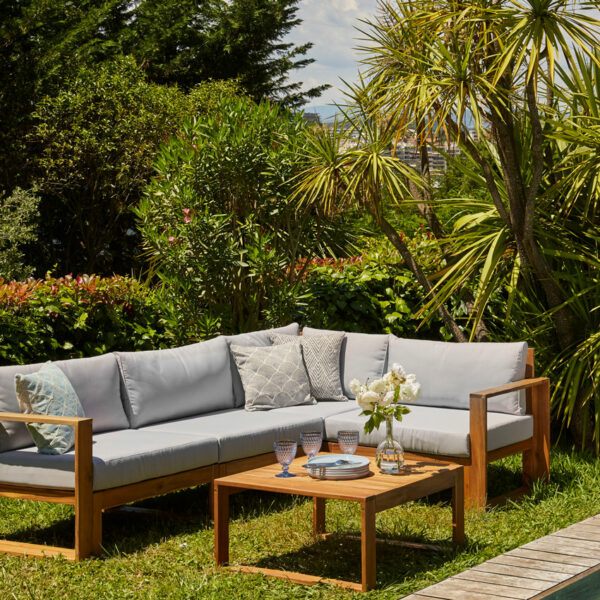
[0,349,550,560]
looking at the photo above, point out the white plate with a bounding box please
[304,454,370,470]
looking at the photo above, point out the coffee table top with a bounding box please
[214,454,462,508]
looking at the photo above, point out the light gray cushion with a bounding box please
[116,336,233,429]
[15,363,85,455]
[302,327,388,399]
[324,406,534,458]
[145,408,323,462]
[230,341,314,411]
[0,429,219,490]
[225,323,300,407]
[275,400,358,420]
[0,353,128,452]
[387,335,528,414]
[270,332,346,401]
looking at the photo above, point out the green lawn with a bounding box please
[1,446,599,599]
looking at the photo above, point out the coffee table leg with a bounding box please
[361,498,376,592]
[452,469,465,545]
[313,497,326,536]
[214,484,231,565]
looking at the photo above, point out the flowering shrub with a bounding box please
[350,363,420,433]
[0,274,173,365]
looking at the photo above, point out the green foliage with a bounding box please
[298,235,447,339]
[30,58,238,274]
[0,274,173,365]
[0,0,323,196]
[122,0,328,107]
[0,188,39,281]
[137,95,347,337]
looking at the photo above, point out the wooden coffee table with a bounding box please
[214,455,464,592]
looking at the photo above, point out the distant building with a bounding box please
[302,112,321,125]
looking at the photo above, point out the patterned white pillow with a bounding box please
[269,332,347,402]
[230,341,315,411]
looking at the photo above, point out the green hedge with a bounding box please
[0,274,173,365]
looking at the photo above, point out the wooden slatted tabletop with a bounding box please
[214,455,464,592]
[402,514,600,600]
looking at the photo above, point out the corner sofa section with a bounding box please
[0,324,550,561]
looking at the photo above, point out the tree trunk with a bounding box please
[367,204,467,342]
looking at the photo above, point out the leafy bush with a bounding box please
[29,57,241,275]
[0,274,173,365]
[298,235,447,339]
[137,95,349,338]
[0,188,39,280]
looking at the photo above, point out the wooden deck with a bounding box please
[402,514,600,600]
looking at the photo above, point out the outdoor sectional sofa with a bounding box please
[0,323,550,560]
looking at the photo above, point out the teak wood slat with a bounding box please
[214,455,464,592]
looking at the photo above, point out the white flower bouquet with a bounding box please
[349,363,420,434]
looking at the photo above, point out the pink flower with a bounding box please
[168,236,175,243]
[184,216,191,223]
[183,208,190,215]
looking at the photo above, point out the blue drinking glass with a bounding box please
[274,440,297,478]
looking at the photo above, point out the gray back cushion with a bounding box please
[302,327,388,399]
[270,332,346,401]
[0,353,127,452]
[387,335,528,414]
[116,336,233,428]
[225,323,300,407]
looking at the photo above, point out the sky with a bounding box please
[284,0,378,109]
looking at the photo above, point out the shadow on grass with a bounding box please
[248,532,470,588]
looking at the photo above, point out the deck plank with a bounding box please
[402,513,600,600]
[454,570,552,591]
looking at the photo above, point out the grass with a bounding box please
[1,445,600,599]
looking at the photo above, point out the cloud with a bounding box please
[284,0,377,105]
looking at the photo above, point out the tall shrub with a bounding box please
[30,58,239,274]
[136,96,348,337]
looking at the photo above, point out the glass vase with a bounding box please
[375,415,404,474]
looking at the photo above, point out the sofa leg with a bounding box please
[91,503,103,555]
[464,462,486,510]
[208,481,215,519]
[523,378,551,487]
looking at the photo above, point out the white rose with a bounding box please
[357,391,378,410]
[349,378,363,396]
[380,390,395,406]
[383,371,394,385]
[392,363,406,380]
[368,378,386,394]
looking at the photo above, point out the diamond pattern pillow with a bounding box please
[269,333,347,401]
[230,341,315,411]
[15,363,85,455]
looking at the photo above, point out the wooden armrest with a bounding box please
[0,411,91,427]
[470,377,549,402]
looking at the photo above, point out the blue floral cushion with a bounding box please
[15,363,85,454]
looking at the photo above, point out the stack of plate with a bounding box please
[303,454,370,480]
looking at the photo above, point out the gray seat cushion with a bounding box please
[116,336,233,428]
[324,406,533,458]
[0,429,219,490]
[225,323,300,407]
[0,353,128,452]
[302,327,388,399]
[387,335,528,414]
[275,400,358,420]
[144,407,322,463]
